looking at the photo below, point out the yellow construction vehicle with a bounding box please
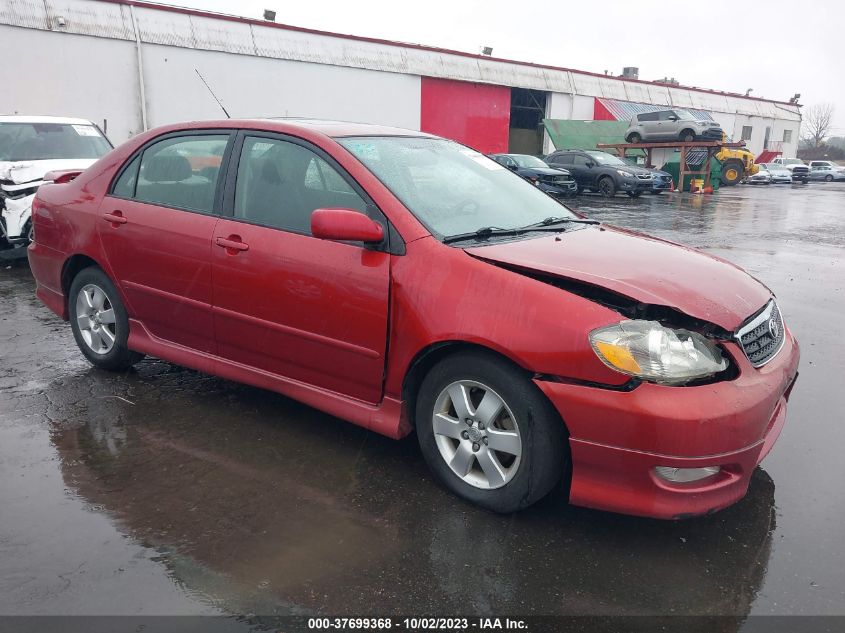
[716,135,758,186]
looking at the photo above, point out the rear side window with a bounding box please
[234,136,367,234]
[549,154,573,165]
[122,135,228,213]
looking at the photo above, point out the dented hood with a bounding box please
[0,159,96,188]
[466,226,771,331]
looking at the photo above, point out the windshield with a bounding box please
[511,155,549,169]
[338,137,577,238]
[783,159,803,165]
[674,110,697,121]
[0,122,111,162]
[586,151,626,166]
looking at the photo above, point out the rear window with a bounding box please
[0,122,111,161]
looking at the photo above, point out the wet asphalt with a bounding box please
[1,182,844,624]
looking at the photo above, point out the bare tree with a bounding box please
[801,103,834,148]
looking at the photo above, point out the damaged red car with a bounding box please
[28,120,799,519]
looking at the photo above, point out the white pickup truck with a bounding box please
[1,116,111,254]
[770,157,810,183]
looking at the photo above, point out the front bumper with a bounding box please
[620,178,652,192]
[652,178,673,191]
[539,180,578,197]
[535,329,800,519]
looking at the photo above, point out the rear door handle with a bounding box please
[102,211,128,225]
[215,236,249,252]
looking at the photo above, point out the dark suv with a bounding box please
[488,153,577,198]
[545,149,654,198]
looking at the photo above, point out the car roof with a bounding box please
[0,115,98,125]
[263,118,434,138]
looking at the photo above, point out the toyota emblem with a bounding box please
[768,316,781,339]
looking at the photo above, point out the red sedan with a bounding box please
[28,119,799,518]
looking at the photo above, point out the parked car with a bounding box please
[747,169,772,185]
[622,157,674,194]
[771,157,810,183]
[756,163,792,184]
[545,149,653,197]
[488,153,577,197]
[0,116,111,251]
[625,110,724,143]
[807,160,845,171]
[28,119,800,519]
[809,166,845,182]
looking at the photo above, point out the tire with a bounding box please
[627,191,642,198]
[802,178,809,184]
[825,175,834,182]
[627,132,642,144]
[598,176,617,197]
[415,351,567,513]
[721,160,744,186]
[680,129,696,142]
[68,266,144,371]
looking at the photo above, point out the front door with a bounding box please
[211,133,391,403]
[98,132,231,353]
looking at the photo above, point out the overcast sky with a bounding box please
[163,0,844,135]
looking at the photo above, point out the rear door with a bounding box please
[99,132,231,353]
[211,132,391,403]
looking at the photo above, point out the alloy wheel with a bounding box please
[431,380,522,490]
[75,283,117,355]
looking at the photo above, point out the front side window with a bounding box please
[338,136,577,239]
[638,112,658,122]
[234,136,367,234]
[0,122,111,161]
[130,135,228,213]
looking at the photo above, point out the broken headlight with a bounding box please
[589,320,728,385]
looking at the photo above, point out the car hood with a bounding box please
[0,158,97,188]
[465,226,771,330]
[616,165,653,176]
[525,167,570,177]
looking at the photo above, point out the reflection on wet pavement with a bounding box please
[1,184,844,620]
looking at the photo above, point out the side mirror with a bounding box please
[668,115,679,121]
[311,208,384,243]
[586,161,595,168]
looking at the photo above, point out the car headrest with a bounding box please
[143,154,192,183]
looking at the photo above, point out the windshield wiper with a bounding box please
[443,217,600,244]
[522,216,600,228]
[443,226,524,244]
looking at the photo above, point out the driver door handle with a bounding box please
[102,211,128,225]
[216,236,249,252]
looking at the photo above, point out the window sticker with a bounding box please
[72,125,102,137]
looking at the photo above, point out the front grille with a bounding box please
[736,300,785,367]
[636,174,652,180]
[542,175,574,185]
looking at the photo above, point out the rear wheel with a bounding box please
[69,267,144,371]
[627,132,642,144]
[825,175,834,182]
[680,129,696,142]
[721,160,744,186]
[415,351,567,513]
[598,177,617,197]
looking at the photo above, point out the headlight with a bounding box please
[616,169,633,177]
[589,320,728,385]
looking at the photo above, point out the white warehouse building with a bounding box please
[0,0,802,159]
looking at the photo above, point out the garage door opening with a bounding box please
[509,88,548,156]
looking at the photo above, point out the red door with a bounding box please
[98,133,230,353]
[210,134,390,403]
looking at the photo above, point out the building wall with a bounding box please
[0,0,802,157]
[0,27,142,141]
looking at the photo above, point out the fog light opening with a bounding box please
[654,465,721,483]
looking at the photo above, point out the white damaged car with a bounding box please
[1,116,111,251]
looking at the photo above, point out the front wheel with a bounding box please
[69,267,144,371]
[598,177,617,197]
[416,351,567,513]
[825,175,834,182]
[721,161,744,186]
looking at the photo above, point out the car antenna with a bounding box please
[195,69,231,119]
